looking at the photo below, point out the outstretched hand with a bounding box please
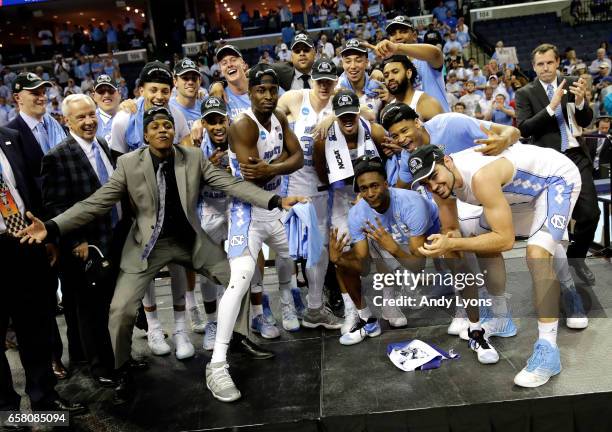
[17,211,48,244]
[474,124,509,156]
[362,40,399,59]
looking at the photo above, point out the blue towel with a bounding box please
[283,202,323,268]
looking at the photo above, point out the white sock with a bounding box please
[145,309,161,331]
[174,309,186,333]
[211,342,229,364]
[538,320,558,347]
[357,306,372,320]
[491,295,508,317]
[185,290,197,310]
[251,303,263,317]
[469,320,482,332]
[342,292,355,311]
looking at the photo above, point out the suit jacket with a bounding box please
[42,134,116,255]
[51,145,275,273]
[6,115,46,189]
[0,126,41,214]
[515,78,593,156]
[270,62,298,91]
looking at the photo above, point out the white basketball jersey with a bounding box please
[452,143,580,207]
[229,108,284,221]
[286,90,333,196]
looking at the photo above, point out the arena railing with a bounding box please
[6,48,148,72]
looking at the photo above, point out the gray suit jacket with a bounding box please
[52,145,274,273]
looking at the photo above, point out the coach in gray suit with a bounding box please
[19,106,304,398]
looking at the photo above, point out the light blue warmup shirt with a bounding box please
[169,95,203,129]
[348,188,440,245]
[399,113,491,184]
[413,59,450,112]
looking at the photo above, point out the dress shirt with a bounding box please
[291,70,313,90]
[539,79,584,150]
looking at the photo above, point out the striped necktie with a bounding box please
[92,140,118,226]
[546,84,569,152]
[141,161,167,260]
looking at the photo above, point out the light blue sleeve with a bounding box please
[348,203,367,243]
[398,149,413,184]
[436,114,491,154]
[400,192,435,237]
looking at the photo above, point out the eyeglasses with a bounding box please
[95,87,116,95]
[292,47,312,54]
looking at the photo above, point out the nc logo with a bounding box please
[549,214,567,230]
[230,235,245,246]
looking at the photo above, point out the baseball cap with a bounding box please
[341,39,368,56]
[94,74,117,91]
[599,63,610,69]
[12,72,52,93]
[385,16,415,33]
[311,59,338,80]
[215,44,242,61]
[139,61,173,87]
[174,57,200,76]
[352,155,387,192]
[332,90,360,117]
[379,102,418,130]
[247,63,279,88]
[201,96,228,118]
[143,106,174,131]
[291,32,315,50]
[575,62,587,69]
[407,145,446,189]
[280,43,288,50]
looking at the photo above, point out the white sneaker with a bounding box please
[566,316,589,329]
[341,307,359,335]
[147,327,171,356]
[173,330,195,360]
[281,302,300,332]
[382,303,408,327]
[189,306,206,334]
[448,317,470,336]
[206,362,241,402]
[468,329,499,364]
[339,318,382,346]
[203,321,217,351]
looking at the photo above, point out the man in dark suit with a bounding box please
[6,72,70,378]
[515,43,599,285]
[41,94,122,387]
[271,32,317,91]
[590,115,611,179]
[0,127,86,422]
[19,106,305,402]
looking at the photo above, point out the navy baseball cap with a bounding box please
[201,96,228,118]
[408,145,445,189]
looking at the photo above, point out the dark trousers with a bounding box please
[58,253,115,378]
[565,148,601,259]
[0,236,58,410]
[46,267,65,361]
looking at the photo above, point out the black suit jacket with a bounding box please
[0,126,41,214]
[270,62,300,91]
[6,115,47,189]
[515,78,593,156]
[41,134,116,255]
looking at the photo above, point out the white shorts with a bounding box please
[228,217,290,261]
[457,175,580,255]
[330,184,356,238]
[202,212,228,245]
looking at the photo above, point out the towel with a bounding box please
[125,97,146,151]
[387,339,460,371]
[283,202,323,268]
[43,113,67,150]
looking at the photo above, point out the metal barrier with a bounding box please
[7,49,148,71]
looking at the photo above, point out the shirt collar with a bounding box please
[539,79,557,92]
[70,130,97,148]
[20,111,44,130]
[97,108,113,122]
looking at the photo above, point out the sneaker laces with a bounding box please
[349,318,366,333]
[211,364,234,389]
[282,303,297,322]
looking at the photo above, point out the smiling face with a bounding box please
[422,159,456,199]
[291,44,315,74]
[383,62,410,95]
[174,72,201,99]
[219,55,247,85]
[387,118,424,152]
[92,85,121,114]
[14,87,48,119]
[141,82,172,109]
[249,82,279,114]
[65,98,98,141]
[342,53,368,84]
[202,113,229,145]
[356,171,389,209]
[389,27,416,44]
[337,112,359,137]
[144,116,175,152]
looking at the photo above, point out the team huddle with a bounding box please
[18,24,588,404]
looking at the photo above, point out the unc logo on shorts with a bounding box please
[260,130,267,140]
[230,235,245,246]
[549,214,567,230]
[302,107,310,115]
[409,157,423,174]
[338,94,353,106]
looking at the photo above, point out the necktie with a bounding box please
[0,165,28,237]
[92,141,118,226]
[546,84,569,152]
[300,74,311,89]
[141,161,167,260]
[36,122,51,154]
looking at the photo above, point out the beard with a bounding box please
[387,76,409,96]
